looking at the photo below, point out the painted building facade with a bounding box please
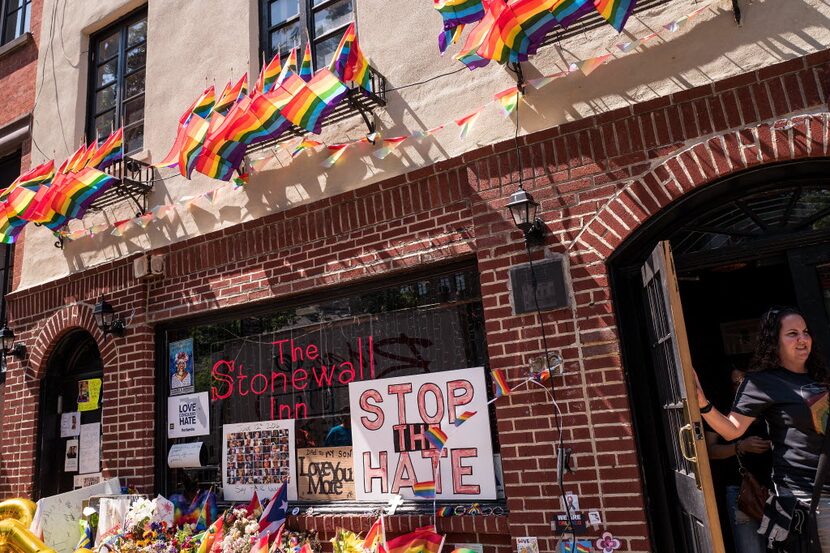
[1,0,830,552]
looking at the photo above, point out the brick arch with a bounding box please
[28,303,118,381]
[572,111,830,258]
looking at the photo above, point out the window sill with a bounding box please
[0,32,33,60]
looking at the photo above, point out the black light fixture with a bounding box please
[0,323,26,359]
[507,186,545,245]
[93,295,126,337]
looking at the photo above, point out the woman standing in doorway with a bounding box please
[696,307,830,552]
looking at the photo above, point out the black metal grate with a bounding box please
[86,155,155,215]
[246,65,387,155]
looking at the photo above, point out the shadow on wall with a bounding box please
[57,0,829,270]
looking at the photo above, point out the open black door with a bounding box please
[640,241,725,553]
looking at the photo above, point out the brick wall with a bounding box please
[2,50,828,552]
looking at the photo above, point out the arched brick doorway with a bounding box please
[609,157,830,552]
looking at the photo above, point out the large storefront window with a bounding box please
[160,263,499,506]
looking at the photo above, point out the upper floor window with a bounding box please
[1,0,31,45]
[87,10,146,154]
[260,0,353,69]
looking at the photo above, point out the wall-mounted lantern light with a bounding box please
[93,296,126,337]
[507,187,546,246]
[0,323,26,359]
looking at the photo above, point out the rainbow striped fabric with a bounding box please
[328,23,371,91]
[212,75,248,115]
[453,410,477,426]
[0,160,55,200]
[48,167,118,223]
[88,128,124,170]
[256,53,283,95]
[291,139,323,158]
[156,86,215,168]
[434,0,485,53]
[278,47,299,85]
[494,86,520,116]
[280,70,348,134]
[178,115,210,178]
[455,109,481,139]
[413,481,436,498]
[385,527,443,553]
[425,426,449,449]
[437,507,453,517]
[299,42,314,81]
[551,0,594,27]
[805,386,829,434]
[373,136,408,160]
[492,368,511,397]
[593,0,636,31]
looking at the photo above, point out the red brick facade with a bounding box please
[2,50,829,552]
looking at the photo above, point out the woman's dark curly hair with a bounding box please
[749,306,828,383]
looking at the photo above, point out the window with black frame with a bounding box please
[87,11,146,154]
[260,0,353,68]
[1,0,30,45]
[162,265,504,506]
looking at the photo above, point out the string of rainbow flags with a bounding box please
[53,1,714,243]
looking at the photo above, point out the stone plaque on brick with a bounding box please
[510,257,569,314]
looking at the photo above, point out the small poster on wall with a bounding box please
[222,420,297,501]
[169,338,195,396]
[349,366,497,501]
[297,447,354,500]
[167,392,210,438]
[77,379,102,411]
[60,412,81,437]
[64,439,79,472]
[79,422,101,474]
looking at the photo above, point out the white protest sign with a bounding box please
[167,392,210,438]
[222,419,297,501]
[168,442,205,468]
[349,366,496,501]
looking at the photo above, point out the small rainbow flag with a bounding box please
[373,136,408,160]
[178,115,210,178]
[425,426,449,449]
[322,143,350,168]
[61,142,90,174]
[438,507,454,517]
[254,53,283,95]
[494,86,519,116]
[453,410,477,426]
[212,75,248,115]
[552,0,594,28]
[0,160,55,200]
[190,85,217,120]
[413,481,436,498]
[278,47,298,85]
[574,53,613,76]
[291,139,323,158]
[492,368,511,397]
[88,128,124,170]
[594,0,636,31]
[455,109,481,139]
[299,42,313,81]
[328,23,370,91]
[280,70,348,134]
[452,549,479,553]
[434,0,485,53]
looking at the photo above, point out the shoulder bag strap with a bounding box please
[810,403,830,515]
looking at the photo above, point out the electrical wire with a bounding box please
[515,95,575,549]
[383,67,466,93]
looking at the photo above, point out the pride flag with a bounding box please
[551,0,594,27]
[88,128,124,170]
[594,0,636,31]
[299,42,313,81]
[0,200,27,243]
[454,410,477,426]
[280,70,348,134]
[492,368,511,397]
[494,86,519,116]
[455,109,481,139]
[363,516,386,552]
[434,0,485,52]
[277,47,298,85]
[212,75,248,115]
[328,23,370,91]
[0,160,55,200]
[373,136,408,160]
[61,142,91,174]
[155,86,215,168]
[413,481,436,499]
[255,53,283,95]
[385,527,444,553]
[425,426,448,450]
[177,115,210,178]
[195,517,223,553]
[48,167,118,222]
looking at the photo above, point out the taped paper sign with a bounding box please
[168,442,205,468]
[167,392,210,438]
[349,366,496,501]
[222,419,297,501]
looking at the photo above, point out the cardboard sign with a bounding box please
[222,419,297,501]
[297,447,354,500]
[349,366,496,501]
[167,392,210,438]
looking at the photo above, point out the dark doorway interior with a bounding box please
[36,329,103,498]
[610,159,830,553]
